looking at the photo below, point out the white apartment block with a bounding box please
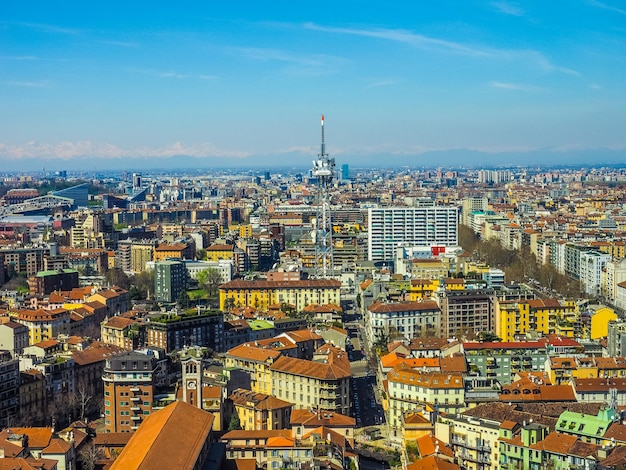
[461,197,488,226]
[368,206,458,262]
[602,259,626,302]
[366,300,442,343]
[580,251,610,296]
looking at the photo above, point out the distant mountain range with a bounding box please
[2,147,625,173]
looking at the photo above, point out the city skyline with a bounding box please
[1,1,625,171]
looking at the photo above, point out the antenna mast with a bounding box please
[311,115,335,279]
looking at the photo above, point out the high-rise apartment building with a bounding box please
[367,206,458,263]
[154,260,187,303]
[103,351,156,433]
[0,351,19,427]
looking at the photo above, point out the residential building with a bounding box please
[228,388,293,431]
[436,288,496,339]
[18,369,46,426]
[87,287,130,317]
[130,241,156,273]
[0,320,29,356]
[387,367,464,437]
[224,343,282,395]
[153,242,194,261]
[270,344,351,416]
[608,321,626,357]
[580,250,611,296]
[436,413,500,470]
[145,309,223,353]
[103,351,157,433]
[0,351,19,427]
[219,279,341,312]
[574,378,626,407]
[28,269,79,297]
[463,340,550,385]
[366,300,442,344]
[154,260,187,304]
[367,206,458,262]
[290,408,356,441]
[496,298,578,342]
[14,308,71,345]
[555,407,617,444]
[101,316,141,350]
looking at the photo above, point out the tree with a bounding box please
[177,290,190,309]
[196,248,207,260]
[227,413,242,431]
[105,268,130,290]
[129,269,155,300]
[196,268,222,298]
[478,331,501,342]
[71,382,94,422]
[79,443,103,470]
[82,262,96,277]
[224,297,236,312]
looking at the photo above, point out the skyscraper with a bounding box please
[341,164,349,181]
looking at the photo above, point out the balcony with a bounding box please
[131,415,141,421]
[130,386,140,392]
[130,406,140,411]
[131,396,141,402]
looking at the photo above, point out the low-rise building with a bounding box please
[270,344,351,416]
[228,388,293,431]
[387,366,464,438]
[366,300,442,343]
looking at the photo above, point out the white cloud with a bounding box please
[364,79,398,89]
[489,80,544,91]
[231,46,348,76]
[587,0,626,15]
[2,80,50,88]
[490,1,525,16]
[14,21,81,35]
[132,68,217,81]
[302,22,580,78]
[0,141,250,160]
[96,40,139,48]
[303,22,493,57]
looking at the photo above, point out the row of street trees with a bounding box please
[458,225,582,298]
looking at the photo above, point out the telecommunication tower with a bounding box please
[312,115,335,278]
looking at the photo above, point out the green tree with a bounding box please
[177,290,190,309]
[227,413,242,431]
[130,269,155,300]
[196,268,223,298]
[478,331,501,342]
[224,297,236,312]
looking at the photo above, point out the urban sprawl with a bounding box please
[1,165,626,469]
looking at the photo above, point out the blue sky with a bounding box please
[1,1,625,170]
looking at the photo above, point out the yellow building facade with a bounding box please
[497,299,577,342]
[219,279,341,312]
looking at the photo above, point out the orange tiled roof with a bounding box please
[290,408,355,427]
[270,353,350,381]
[226,344,282,363]
[110,401,214,470]
[388,368,463,389]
